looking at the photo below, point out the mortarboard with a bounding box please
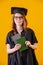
[11,7,27,16]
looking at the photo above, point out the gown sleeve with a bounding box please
[6,32,11,44]
[31,30,38,44]
[25,28,38,44]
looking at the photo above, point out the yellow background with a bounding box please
[0,0,43,65]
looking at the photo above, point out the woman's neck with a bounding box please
[16,25,23,34]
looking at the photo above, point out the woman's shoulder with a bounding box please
[26,28,34,33]
[7,30,14,37]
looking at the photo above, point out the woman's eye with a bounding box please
[14,16,23,19]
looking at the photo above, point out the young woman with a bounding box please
[6,7,38,65]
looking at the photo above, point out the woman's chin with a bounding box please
[16,23,22,26]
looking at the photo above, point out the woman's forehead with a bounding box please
[14,13,23,16]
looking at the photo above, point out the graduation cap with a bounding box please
[11,7,27,16]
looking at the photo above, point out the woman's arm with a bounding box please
[6,44,21,54]
[29,43,37,49]
[25,41,37,50]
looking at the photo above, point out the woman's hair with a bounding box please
[12,15,28,34]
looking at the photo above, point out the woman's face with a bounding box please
[13,13,24,26]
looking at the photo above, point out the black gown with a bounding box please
[6,28,39,65]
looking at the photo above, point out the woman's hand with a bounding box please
[14,44,21,51]
[25,41,37,50]
[7,44,21,54]
[25,41,31,47]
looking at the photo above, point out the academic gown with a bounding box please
[6,28,39,65]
